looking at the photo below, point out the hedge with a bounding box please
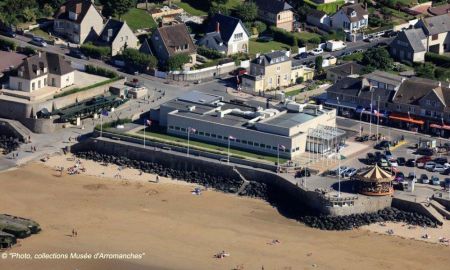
[270,26,301,47]
[85,65,118,78]
[80,43,111,59]
[304,0,345,14]
[197,46,223,59]
[0,37,17,51]
[425,52,450,68]
[54,77,122,98]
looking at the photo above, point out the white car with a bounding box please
[433,164,446,173]
[309,48,323,55]
[389,159,398,167]
[425,161,436,171]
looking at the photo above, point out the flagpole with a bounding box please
[143,120,146,149]
[100,113,103,137]
[359,109,363,137]
[376,96,380,144]
[187,128,190,157]
[338,147,341,198]
[227,137,231,164]
[277,146,280,173]
[369,89,373,138]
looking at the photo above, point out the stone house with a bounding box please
[96,19,139,56]
[254,0,294,32]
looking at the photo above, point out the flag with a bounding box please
[101,109,108,116]
[188,127,196,133]
[373,109,381,117]
[146,120,152,126]
[229,135,236,140]
[278,144,286,150]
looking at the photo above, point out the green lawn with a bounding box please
[342,52,364,62]
[225,0,243,9]
[130,128,287,164]
[249,39,292,55]
[121,8,156,31]
[178,1,208,16]
[295,31,321,40]
[285,89,304,97]
[30,28,53,40]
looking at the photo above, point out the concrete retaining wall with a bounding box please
[433,196,450,210]
[169,62,236,82]
[392,197,443,225]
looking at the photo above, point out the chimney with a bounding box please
[216,22,220,33]
[75,3,82,14]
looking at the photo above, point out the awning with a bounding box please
[430,123,450,130]
[389,115,424,125]
[324,99,357,110]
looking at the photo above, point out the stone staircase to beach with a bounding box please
[421,202,445,225]
[233,167,251,195]
[430,200,450,220]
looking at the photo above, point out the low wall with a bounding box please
[433,195,450,210]
[21,118,57,134]
[169,62,236,82]
[392,197,443,225]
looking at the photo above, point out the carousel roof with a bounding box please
[357,165,394,183]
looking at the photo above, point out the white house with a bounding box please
[331,4,368,33]
[306,9,330,30]
[53,0,104,44]
[9,52,75,93]
[197,13,249,55]
[97,19,139,56]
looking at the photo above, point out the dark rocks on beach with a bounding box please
[74,150,437,231]
[0,135,20,154]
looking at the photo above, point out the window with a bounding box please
[432,34,438,41]
[278,14,281,20]
[234,33,243,40]
[276,66,280,71]
[266,145,271,149]
[44,78,47,86]
[247,141,253,146]
[284,74,288,81]
[199,131,204,136]
[242,140,247,144]
[169,126,174,130]
[211,134,217,138]
[272,146,277,150]
[260,144,265,148]
[218,135,222,139]
[254,143,259,147]
[32,82,35,91]
[181,128,186,132]
[236,139,241,143]
[205,133,210,137]
[175,126,180,131]
[426,100,431,105]
[18,82,22,90]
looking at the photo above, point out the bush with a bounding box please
[296,77,304,84]
[253,21,267,34]
[121,48,157,72]
[80,43,111,59]
[197,46,223,59]
[167,53,191,71]
[19,46,36,56]
[85,65,118,78]
[0,37,17,51]
[308,36,321,44]
[425,52,450,68]
[270,26,298,46]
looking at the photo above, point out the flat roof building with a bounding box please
[154,91,342,159]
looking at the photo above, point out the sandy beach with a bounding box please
[0,156,449,270]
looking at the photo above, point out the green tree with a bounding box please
[416,63,436,79]
[361,47,393,71]
[42,4,54,17]
[235,1,258,22]
[167,53,191,71]
[315,56,323,73]
[121,48,157,72]
[100,0,135,19]
[253,21,267,35]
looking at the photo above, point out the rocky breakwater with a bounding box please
[75,151,243,193]
[0,135,20,154]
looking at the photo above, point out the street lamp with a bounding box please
[277,144,286,173]
[187,127,196,157]
[228,135,236,164]
[337,145,341,198]
[359,108,365,137]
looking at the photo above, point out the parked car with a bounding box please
[408,172,417,180]
[294,52,308,59]
[431,176,441,186]
[385,150,393,160]
[29,36,47,47]
[68,49,89,60]
[397,157,406,166]
[405,158,416,167]
[295,169,311,178]
[355,135,369,142]
[425,161,437,171]
[389,159,398,167]
[442,167,450,175]
[395,172,405,182]
[445,178,450,189]
[434,157,448,165]
[420,174,429,184]
[375,140,390,150]
[0,29,16,38]
[433,164,446,173]
[378,159,389,168]
[344,168,358,177]
[416,148,434,156]
[337,166,349,176]
[309,48,323,55]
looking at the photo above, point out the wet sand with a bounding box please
[0,162,449,270]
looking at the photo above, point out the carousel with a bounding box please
[356,165,394,196]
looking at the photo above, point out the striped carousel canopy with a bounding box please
[357,165,394,183]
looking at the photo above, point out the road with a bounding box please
[292,36,394,66]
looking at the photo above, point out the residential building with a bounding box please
[53,0,104,44]
[306,10,330,30]
[331,4,368,39]
[150,23,197,68]
[390,14,450,62]
[291,64,314,84]
[254,0,294,32]
[197,13,249,55]
[96,19,139,56]
[9,52,74,92]
[389,28,427,62]
[152,91,342,159]
[241,51,292,93]
[326,62,364,83]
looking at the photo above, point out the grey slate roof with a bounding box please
[422,14,450,35]
[196,32,227,53]
[326,77,369,97]
[340,4,368,23]
[308,9,327,19]
[253,50,289,66]
[98,19,125,45]
[16,52,73,80]
[207,13,249,43]
[139,39,154,55]
[363,70,404,87]
[392,77,440,105]
[327,62,364,78]
[254,0,292,14]
[402,28,426,52]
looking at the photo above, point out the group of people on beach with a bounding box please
[71,229,78,237]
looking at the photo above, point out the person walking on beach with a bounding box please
[72,229,75,237]
[156,175,160,183]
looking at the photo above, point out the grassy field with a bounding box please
[285,89,304,97]
[295,31,321,40]
[342,52,364,62]
[130,128,287,164]
[178,1,208,16]
[121,8,156,31]
[249,39,292,54]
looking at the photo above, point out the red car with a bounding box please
[416,156,432,164]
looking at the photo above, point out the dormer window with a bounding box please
[351,11,356,17]
[68,11,78,21]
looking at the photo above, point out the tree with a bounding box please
[253,21,267,35]
[315,56,323,73]
[167,53,191,71]
[121,48,157,72]
[361,47,393,71]
[416,63,436,79]
[100,0,135,19]
[235,1,258,22]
